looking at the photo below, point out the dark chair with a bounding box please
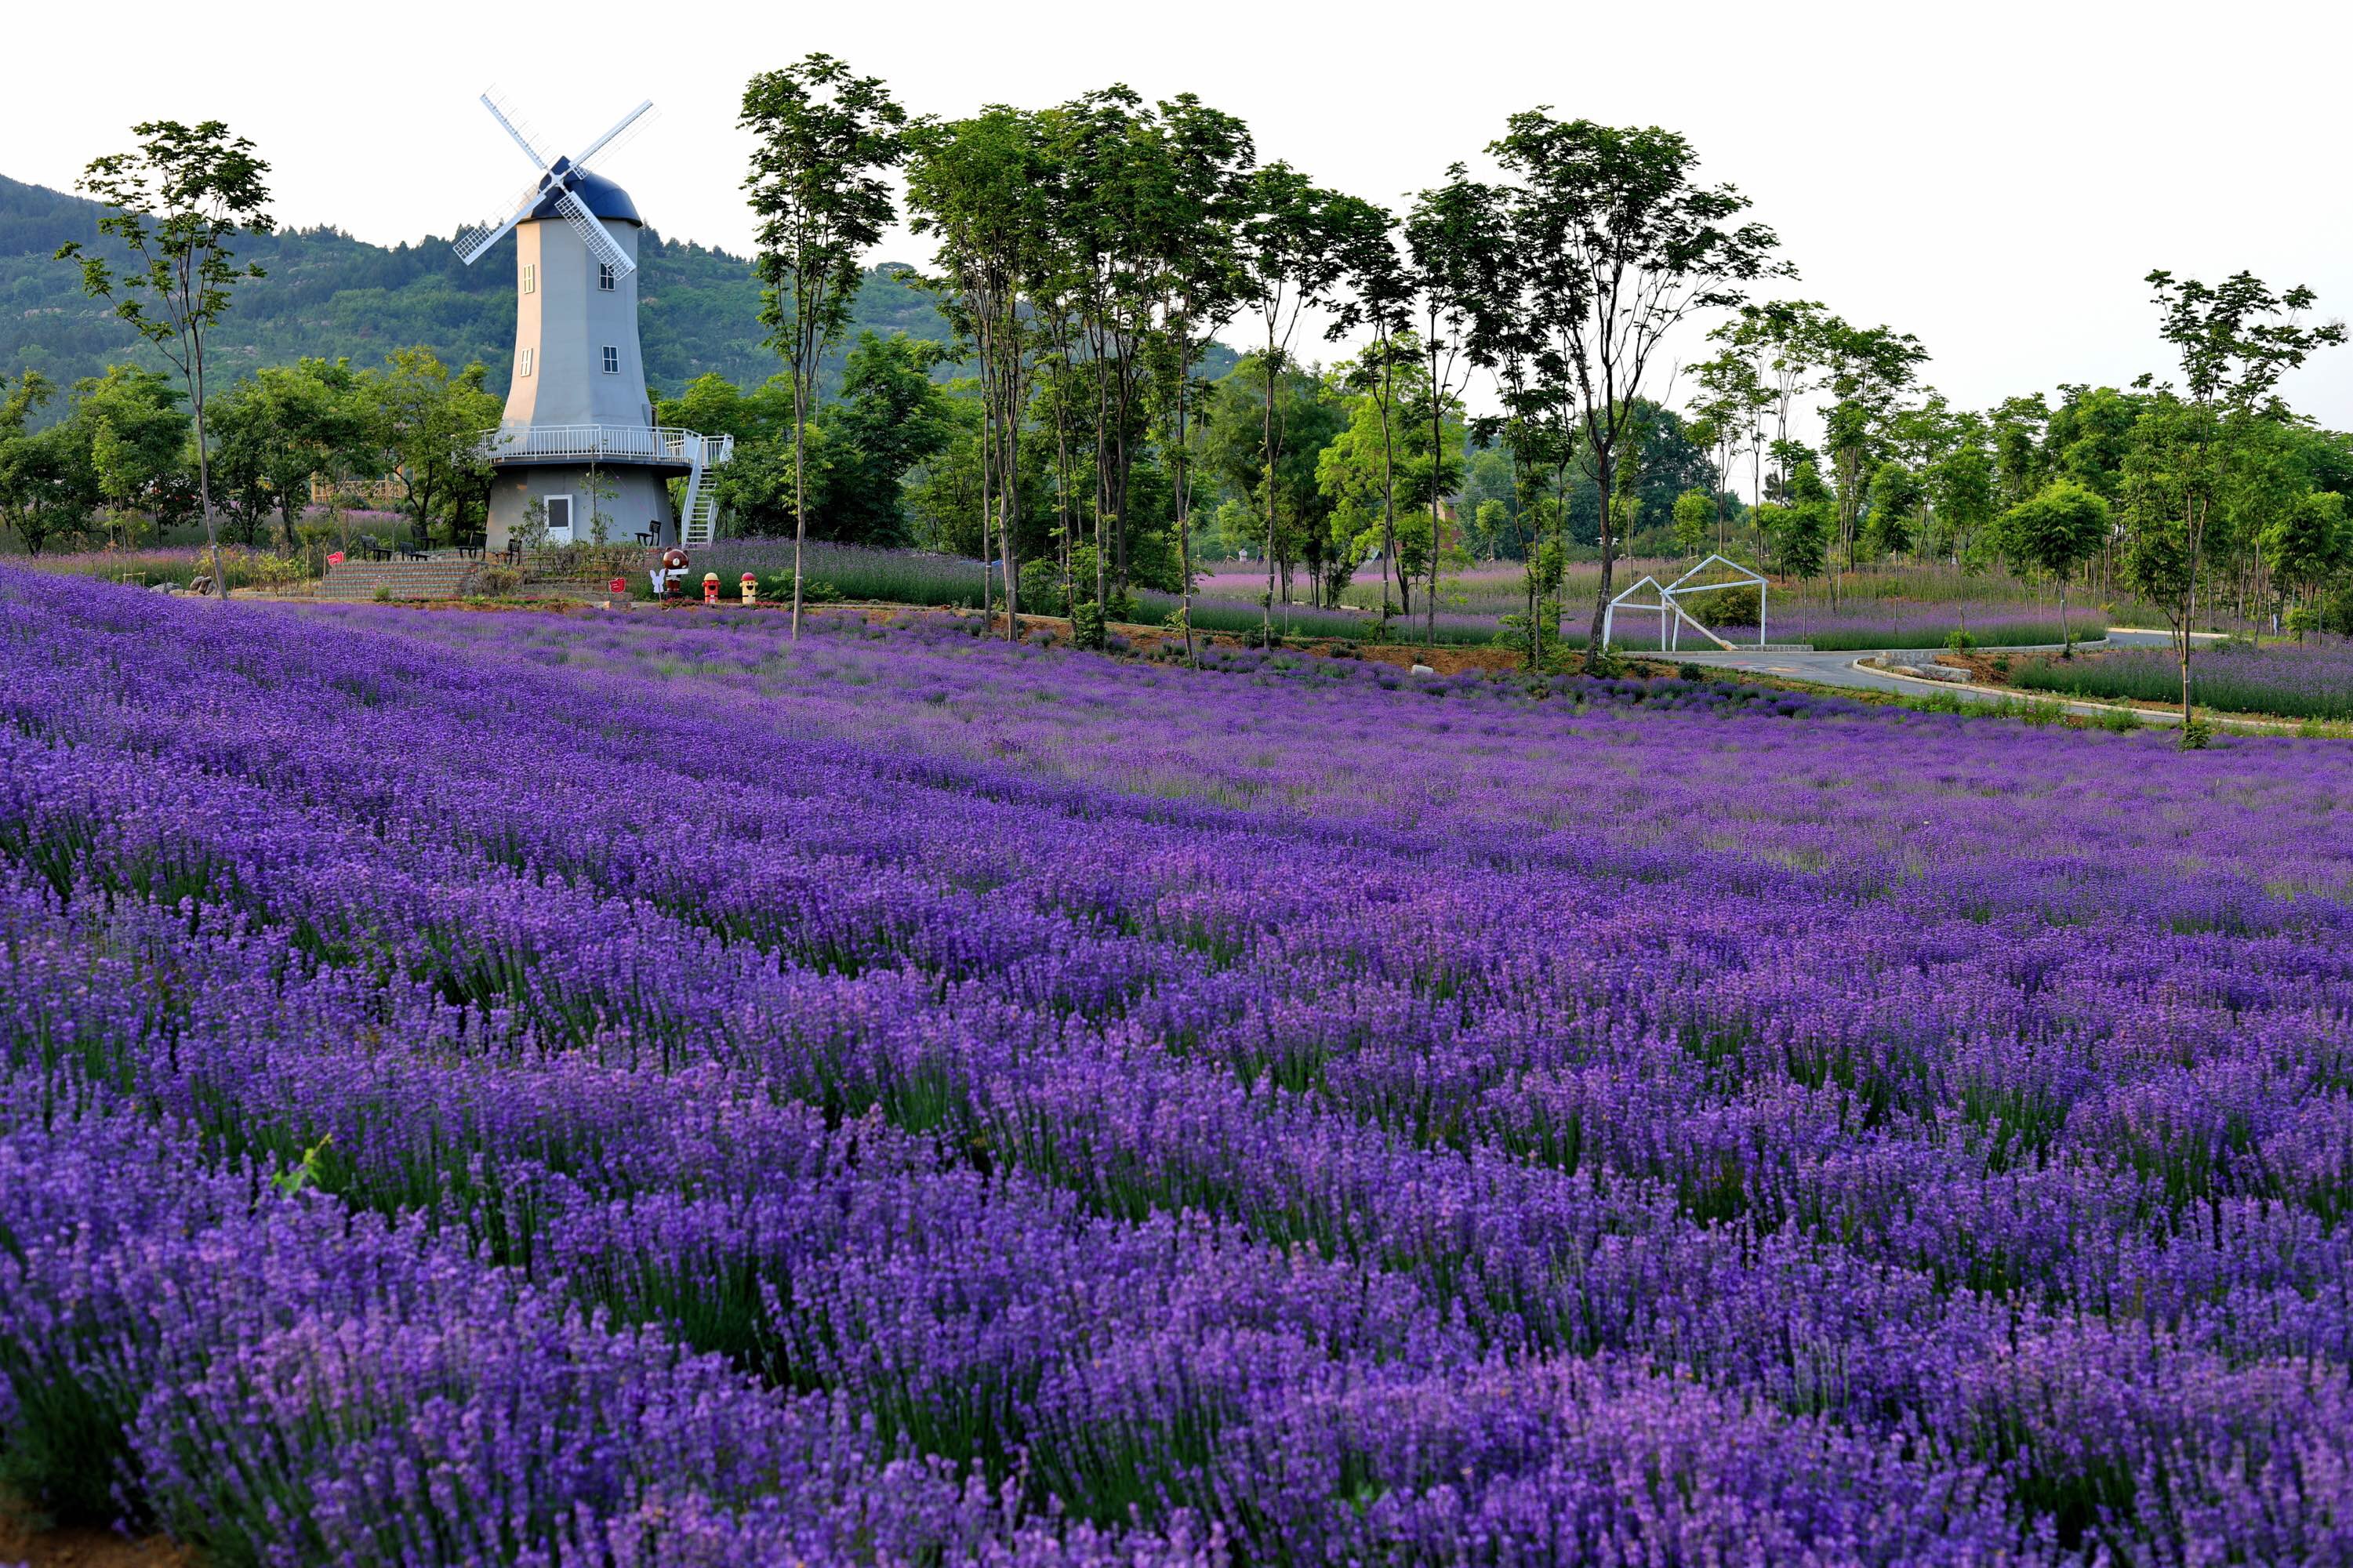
[501,539,524,568]
[358,535,392,563]
[456,536,486,561]
[633,530,653,546]
[398,539,430,562]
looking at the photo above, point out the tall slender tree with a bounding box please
[1814,319,1926,597]
[1046,88,1157,604]
[1148,94,1255,663]
[1239,163,1349,646]
[1406,170,1516,652]
[2124,269,2344,737]
[57,119,273,601]
[1687,347,1766,550]
[742,55,906,640]
[1329,199,1412,626]
[1487,114,1787,652]
[906,107,1048,641]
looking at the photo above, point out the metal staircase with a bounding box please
[678,432,729,547]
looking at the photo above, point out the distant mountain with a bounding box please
[0,172,950,410]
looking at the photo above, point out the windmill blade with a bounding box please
[451,172,549,266]
[570,100,657,178]
[479,87,555,171]
[554,187,636,277]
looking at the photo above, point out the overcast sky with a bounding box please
[9,0,2353,430]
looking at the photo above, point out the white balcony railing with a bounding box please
[476,425,734,466]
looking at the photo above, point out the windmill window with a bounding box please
[597,263,615,292]
[601,346,619,374]
[518,348,535,378]
[520,263,536,295]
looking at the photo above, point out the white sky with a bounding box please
[9,0,2353,430]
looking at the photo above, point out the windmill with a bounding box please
[452,90,729,554]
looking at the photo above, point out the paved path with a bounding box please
[1671,630,2245,728]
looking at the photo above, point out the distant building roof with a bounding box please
[528,164,641,226]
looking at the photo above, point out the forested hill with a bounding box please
[0,172,951,405]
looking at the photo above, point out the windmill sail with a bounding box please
[450,93,651,273]
[553,188,635,277]
[452,172,550,266]
[569,100,655,176]
[479,89,555,169]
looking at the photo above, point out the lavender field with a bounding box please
[2017,637,2353,720]
[3,567,2351,1565]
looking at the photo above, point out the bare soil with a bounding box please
[0,1502,184,1568]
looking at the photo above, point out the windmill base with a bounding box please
[488,463,681,552]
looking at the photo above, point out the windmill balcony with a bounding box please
[476,424,734,468]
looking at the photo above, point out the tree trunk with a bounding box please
[978,334,995,631]
[1587,445,1614,652]
[1262,350,1277,647]
[790,372,808,641]
[1175,336,1195,666]
[1377,341,1396,625]
[999,361,1019,642]
[191,358,224,601]
[2179,633,2193,730]
[1428,364,1441,651]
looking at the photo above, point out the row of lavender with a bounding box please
[1,572,2348,1562]
[2017,635,2353,720]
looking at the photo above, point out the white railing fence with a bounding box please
[475,425,735,466]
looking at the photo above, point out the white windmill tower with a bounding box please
[452,91,729,552]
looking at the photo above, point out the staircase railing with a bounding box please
[679,435,726,546]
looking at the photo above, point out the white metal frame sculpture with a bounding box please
[1600,554,1770,652]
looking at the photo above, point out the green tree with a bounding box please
[1485,114,1788,651]
[1316,350,1458,613]
[1866,461,1922,557]
[0,372,77,557]
[825,330,955,544]
[1240,163,1352,644]
[1413,166,1538,655]
[2260,488,2345,637]
[906,107,1048,641]
[2128,268,2346,735]
[1687,346,1770,548]
[1148,93,1255,662]
[56,119,273,597]
[1329,205,1411,625]
[2046,383,2144,500]
[207,358,368,550]
[742,54,906,638]
[1988,392,2050,511]
[1772,464,1830,581]
[1929,431,1996,565]
[902,392,986,554]
[66,365,192,549]
[2001,479,2111,654]
[1671,488,1712,556]
[1207,354,1346,606]
[361,348,501,546]
[1815,320,1926,588]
